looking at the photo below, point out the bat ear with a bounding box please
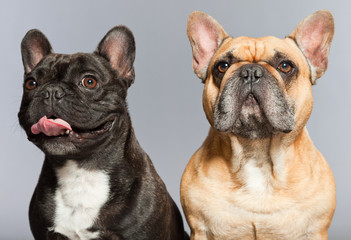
[96,25,136,88]
[289,10,334,84]
[21,29,53,73]
[187,11,228,82]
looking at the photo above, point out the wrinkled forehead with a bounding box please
[28,53,109,79]
[213,36,303,63]
[37,53,98,70]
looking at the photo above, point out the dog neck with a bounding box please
[204,126,313,185]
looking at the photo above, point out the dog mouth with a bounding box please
[242,93,259,107]
[213,79,295,136]
[29,115,115,141]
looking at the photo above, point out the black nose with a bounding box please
[42,85,65,100]
[239,64,264,84]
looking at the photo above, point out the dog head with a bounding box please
[18,26,136,157]
[187,11,334,139]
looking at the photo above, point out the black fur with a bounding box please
[19,26,189,240]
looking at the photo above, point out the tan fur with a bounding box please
[181,11,335,240]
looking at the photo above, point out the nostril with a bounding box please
[240,69,249,78]
[42,91,50,99]
[55,90,65,99]
[254,68,263,78]
[239,65,264,84]
[41,86,65,100]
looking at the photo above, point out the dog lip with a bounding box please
[28,115,116,142]
[243,93,259,106]
[69,117,115,139]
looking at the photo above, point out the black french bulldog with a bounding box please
[18,26,188,240]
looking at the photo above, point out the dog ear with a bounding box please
[289,10,334,84]
[187,11,228,82]
[96,25,136,87]
[21,29,53,74]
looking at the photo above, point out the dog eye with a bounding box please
[25,78,37,90]
[82,76,97,89]
[217,62,229,73]
[278,61,293,74]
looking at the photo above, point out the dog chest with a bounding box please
[240,158,272,194]
[52,160,110,240]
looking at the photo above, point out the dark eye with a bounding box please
[25,78,37,90]
[278,61,293,74]
[82,76,97,89]
[217,62,229,73]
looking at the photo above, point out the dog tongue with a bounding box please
[31,116,72,136]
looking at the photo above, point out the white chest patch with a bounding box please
[242,159,270,194]
[52,160,110,240]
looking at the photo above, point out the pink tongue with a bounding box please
[31,116,72,136]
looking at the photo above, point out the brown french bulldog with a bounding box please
[181,10,336,240]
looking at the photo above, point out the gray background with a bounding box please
[1,0,350,239]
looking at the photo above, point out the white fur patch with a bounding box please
[52,160,110,240]
[242,159,270,194]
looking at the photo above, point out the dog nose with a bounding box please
[42,85,65,100]
[240,64,264,84]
